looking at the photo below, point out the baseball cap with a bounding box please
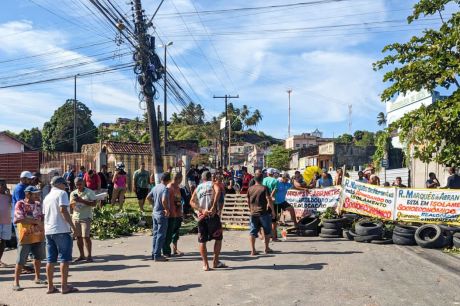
[20,171,34,179]
[267,168,275,175]
[282,172,290,179]
[51,176,66,186]
[24,186,41,193]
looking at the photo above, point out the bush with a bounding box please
[91,206,143,240]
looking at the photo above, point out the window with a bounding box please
[302,144,307,148]
[296,144,300,148]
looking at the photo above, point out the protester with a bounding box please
[318,169,333,188]
[147,172,171,262]
[273,173,298,234]
[186,165,198,193]
[70,177,96,263]
[43,176,78,294]
[13,186,46,291]
[191,171,225,271]
[392,177,407,188]
[83,170,101,192]
[199,164,209,176]
[293,171,308,189]
[240,167,253,194]
[112,163,127,209]
[225,180,236,195]
[334,168,343,186]
[213,173,226,215]
[247,173,275,255]
[163,172,184,257]
[77,166,86,179]
[383,182,390,187]
[133,162,150,212]
[63,166,76,192]
[0,180,11,268]
[98,165,111,205]
[357,171,368,183]
[369,175,381,186]
[308,173,320,189]
[445,167,460,189]
[12,171,33,221]
[425,172,440,189]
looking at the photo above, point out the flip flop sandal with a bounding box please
[214,261,228,269]
[86,258,94,263]
[35,279,48,285]
[62,286,79,295]
[264,248,274,254]
[73,257,86,263]
[46,287,60,294]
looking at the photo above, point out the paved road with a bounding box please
[0,231,459,306]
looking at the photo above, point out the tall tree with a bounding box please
[16,127,42,149]
[336,133,353,144]
[265,145,290,170]
[373,0,460,166]
[42,100,97,152]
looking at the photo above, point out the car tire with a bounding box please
[371,238,393,245]
[354,234,381,243]
[394,225,418,235]
[453,233,460,248]
[322,222,342,230]
[355,220,383,236]
[301,229,318,237]
[392,233,416,245]
[319,233,341,238]
[415,225,451,249]
[343,229,354,241]
[320,228,340,235]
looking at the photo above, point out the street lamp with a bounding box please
[159,41,173,156]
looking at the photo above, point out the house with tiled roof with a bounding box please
[0,131,32,154]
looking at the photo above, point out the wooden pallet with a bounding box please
[221,194,250,229]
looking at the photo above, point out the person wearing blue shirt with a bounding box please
[318,170,333,188]
[272,173,298,240]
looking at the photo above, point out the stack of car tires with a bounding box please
[319,218,345,238]
[392,225,418,245]
[349,219,392,244]
[296,216,321,237]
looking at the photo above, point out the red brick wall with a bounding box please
[0,152,40,183]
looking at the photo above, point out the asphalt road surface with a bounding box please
[0,231,459,306]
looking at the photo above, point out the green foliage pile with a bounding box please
[91,206,143,240]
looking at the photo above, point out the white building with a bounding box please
[386,89,445,148]
[285,131,332,150]
[0,132,30,154]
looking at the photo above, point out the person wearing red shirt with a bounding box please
[240,167,253,195]
[83,170,101,191]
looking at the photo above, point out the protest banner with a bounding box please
[395,188,460,226]
[286,186,341,218]
[340,178,395,220]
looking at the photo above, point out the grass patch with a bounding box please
[443,247,460,255]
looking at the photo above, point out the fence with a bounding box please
[0,152,40,183]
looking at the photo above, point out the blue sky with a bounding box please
[0,0,447,140]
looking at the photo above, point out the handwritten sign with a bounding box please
[395,189,460,226]
[286,187,341,217]
[340,178,395,220]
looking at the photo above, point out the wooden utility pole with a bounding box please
[73,75,77,152]
[213,94,239,167]
[133,0,163,181]
[287,89,292,138]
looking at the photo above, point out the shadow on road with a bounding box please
[280,250,363,255]
[70,279,157,288]
[70,264,150,272]
[230,262,327,271]
[82,283,202,294]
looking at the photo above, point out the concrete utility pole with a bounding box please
[213,94,239,167]
[133,0,163,181]
[287,89,292,138]
[73,75,77,152]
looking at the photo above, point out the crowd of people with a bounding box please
[1,163,459,294]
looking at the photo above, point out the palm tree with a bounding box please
[377,112,387,126]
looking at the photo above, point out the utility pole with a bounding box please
[133,0,163,181]
[213,94,239,167]
[73,75,77,152]
[287,89,292,138]
[348,104,353,134]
